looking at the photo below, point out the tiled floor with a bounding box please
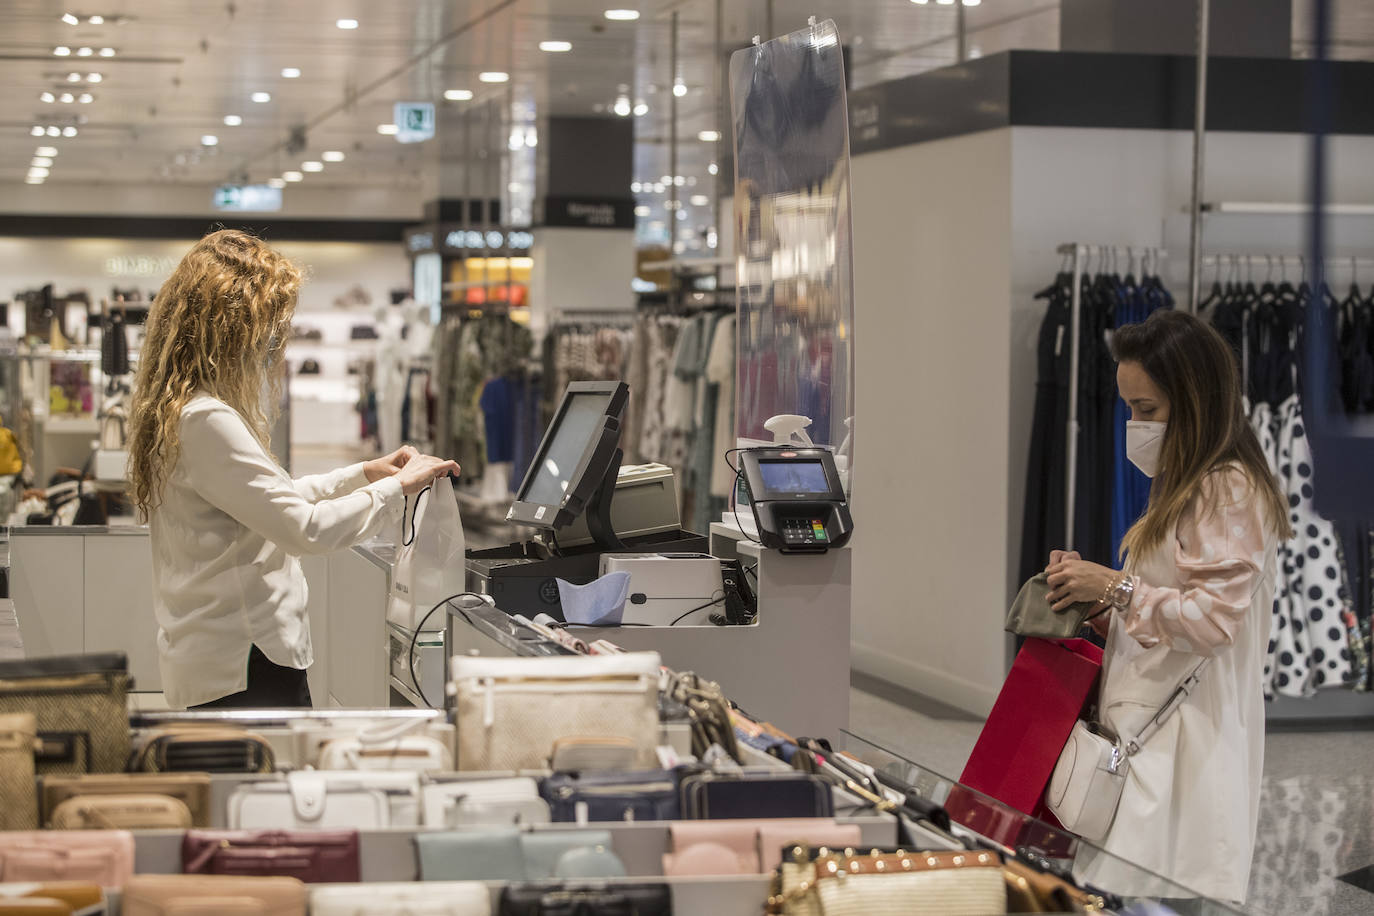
[848,676,1374,915]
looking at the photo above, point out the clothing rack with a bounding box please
[1054,244,1168,549]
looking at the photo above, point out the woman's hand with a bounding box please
[1045,558,1118,612]
[1046,549,1081,569]
[394,454,460,495]
[363,445,420,483]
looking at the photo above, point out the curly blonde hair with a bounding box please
[128,229,302,518]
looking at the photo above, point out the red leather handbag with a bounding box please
[180,830,360,884]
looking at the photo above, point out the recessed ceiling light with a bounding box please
[25,176,45,185]
[99,47,115,57]
[67,72,81,82]
[86,72,101,82]
[223,114,242,126]
[201,135,218,146]
[283,170,303,182]
[251,91,271,103]
[962,0,981,5]
[31,126,44,137]
[613,96,631,117]
[604,9,640,21]
[61,13,79,25]
[479,71,509,83]
[322,150,345,162]
[690,194,709,206]
[40,92,55,103]
[377,123,398,135]
[539,40,572,52]
[708,162,718,175]
[59,93,74,104]
[88,14,103,24]
[36,146,58,157]
[673,78,687,97]
[281,67,301,78]
[336,18,358,30]
[698,129,720,142]
[673,175,685,186]
[62,126,77,137]
[29,167,49,178]
[32,157,53,167]
[633,101,648,117]
[631,181,641,193]
[910,0,929,4]
[443,89,473,101]
[78,93,93,103]
[76,47,93,57]
[47,126,61,136]
[301,160,323,172]
[54,46,71,56]
[634,205,650,217]
[267,177,286,189]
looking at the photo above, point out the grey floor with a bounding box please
[848,676,1374,916]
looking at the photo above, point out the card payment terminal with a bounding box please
[738,447,853,553]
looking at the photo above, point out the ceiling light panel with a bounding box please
[322,150,345,162]
[443,89,472,101]
[301,160,323,172]
[251,91,271,103]
[281,67,301,78]
[36,146,58,157]
[283,170,303,182]
[336,19,358,29]
[377,123,398,135]
[539,40,571,52]
[479,71,509,83]
[224,115,242,126]
[604,9,640,21]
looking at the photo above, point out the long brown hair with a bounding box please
[1112,309,1292,560]
[128,229,302,518]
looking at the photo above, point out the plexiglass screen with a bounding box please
[730,19,856,494]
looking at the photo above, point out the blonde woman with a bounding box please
[1044,309,1290,902]
[129,230,457,709]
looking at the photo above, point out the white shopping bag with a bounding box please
[386,475,467,630]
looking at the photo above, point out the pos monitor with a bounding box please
[507,381,631,549]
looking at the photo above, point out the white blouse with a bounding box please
[149,394,403,708]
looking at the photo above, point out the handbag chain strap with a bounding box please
[1120,656,1211,757]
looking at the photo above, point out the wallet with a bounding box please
[540,770,681,823]
[121,874,306,916]
[181,830,361,884]
[423,778,551,828]
[42,773,212,829]
[497,882,671,916]
[0,831,135,888]
[415,829,619,882]
[679,772,833,819]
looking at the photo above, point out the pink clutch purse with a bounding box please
[661,819,863,876]
[0,830,135,888]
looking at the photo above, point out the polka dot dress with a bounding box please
[1258,394,1355,697]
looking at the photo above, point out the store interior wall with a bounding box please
[848,128,1014,717]
[848,123,1374,718]
[528,227,636,338]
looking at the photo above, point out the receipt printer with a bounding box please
[739,447,853,553]
[599,553,725,626]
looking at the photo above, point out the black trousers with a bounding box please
[189,645,313,709]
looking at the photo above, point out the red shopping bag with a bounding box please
[945,638,1102,848]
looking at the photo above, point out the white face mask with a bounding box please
[1126,421,1166,477]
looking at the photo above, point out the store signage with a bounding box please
[404,224,535,257]
[443,229,534,251]
[394,102,436,144]
[104,255,179,278]
[213,184,283,212]
[542,196,636,230]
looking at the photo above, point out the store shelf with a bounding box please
[41,416,98,434]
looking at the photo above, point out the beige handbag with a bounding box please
[773,848,1007,916]
[121,875,306,916]
[450,652,661,771]
[131,727,275,774]
[1047,658,1209,843]
[0,712,40,830]
[0,654,130,775]
[41,773,212,828]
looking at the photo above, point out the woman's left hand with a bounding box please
[363,445,420,483]
[1045,559,1118,612]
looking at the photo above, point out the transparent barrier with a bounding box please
[841,730,1247,915]
[730,19,856,490]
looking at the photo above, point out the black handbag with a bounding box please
[540,770,682,823]
[498,882,672,916]
[679,771,833,820]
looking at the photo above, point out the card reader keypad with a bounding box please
[780,518,829,547]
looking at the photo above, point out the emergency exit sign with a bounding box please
[395,102,435,144]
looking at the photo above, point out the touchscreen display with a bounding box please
[758,459,831,495]
[522,393,612,507]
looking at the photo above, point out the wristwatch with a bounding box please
[1104,575,1135,612]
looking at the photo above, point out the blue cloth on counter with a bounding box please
[557,572,631,626]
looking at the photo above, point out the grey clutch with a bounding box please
[1005,570,1107,639]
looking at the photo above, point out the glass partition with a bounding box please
[730,19,856,492]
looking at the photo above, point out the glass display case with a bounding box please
[840,730,1246,915]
